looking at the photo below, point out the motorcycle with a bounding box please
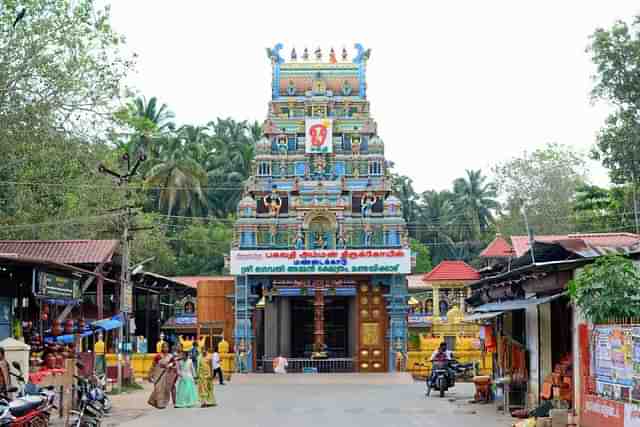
[0,362,57,427]
[426,360,454,398]
[70,363,105,427]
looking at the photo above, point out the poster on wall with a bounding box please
[594,326,635,386]
[305,118,332,154]
[625,403,640,427]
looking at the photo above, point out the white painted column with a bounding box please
[525,303,539,408]
[539,303,553,384]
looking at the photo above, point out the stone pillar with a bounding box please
[388,275,408,372]
[234,276,256,372]
[313,281,325,353]
[348,296,358,359]
[264,297,279,359]
[279,297,291,357]
[432,285,440,318]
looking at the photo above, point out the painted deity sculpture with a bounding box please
[294,229,305,250]
[329,48,337,64]
[302,48,309,60]
[342,47,348,61]
[361,192,377,217]
[263,190,282,217]
[363,224,374,247]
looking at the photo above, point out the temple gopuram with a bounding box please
[230,44,410,373]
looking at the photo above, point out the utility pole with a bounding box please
[520,200,536,264]
[99,151,145,391]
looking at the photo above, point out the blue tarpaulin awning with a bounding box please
[44,314,125,343]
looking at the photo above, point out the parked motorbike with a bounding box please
[0,362,57,427]
[70,363,106,427]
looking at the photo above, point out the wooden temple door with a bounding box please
[357,281,387,372]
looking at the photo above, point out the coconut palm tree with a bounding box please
[145,135,208,216]
[125,96,176,159]
[452,169,499,240]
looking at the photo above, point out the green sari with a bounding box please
[197,355,216,407]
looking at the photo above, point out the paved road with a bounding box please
[116,380,513,427]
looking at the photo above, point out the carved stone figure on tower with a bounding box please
[302,47,309,61]
[291,47,297,61]
[315,47,322,60]
[263,189,282,217]
[329,48,337,64]
[342,47,348,61]
[361,192,377,217]
[294,229,305,250]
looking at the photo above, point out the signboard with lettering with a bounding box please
[305,118,332,154]
[38,272,80,299]
[120,282,133,314]
[230,249,411,275]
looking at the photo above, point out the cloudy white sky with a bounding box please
[108,1,639,192]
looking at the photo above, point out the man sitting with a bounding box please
[429,342,455,387]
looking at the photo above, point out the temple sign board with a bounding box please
[230,249,411,275]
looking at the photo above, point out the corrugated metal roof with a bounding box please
[0,240,119,265]
[511,233,640,257]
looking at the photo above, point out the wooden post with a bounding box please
[313,281,325,353]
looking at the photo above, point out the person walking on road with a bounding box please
[197,349,217,407]
[212,349,225,385]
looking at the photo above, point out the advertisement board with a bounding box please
[230,249,411,275]
[38,272,80,299]
[305,118,332,154]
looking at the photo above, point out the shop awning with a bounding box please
[472,292,567,313]
[92,314,124,331]
[463,311,504,322]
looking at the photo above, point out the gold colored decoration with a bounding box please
[372,309,380,318]
[360,284,369,293]
[360,350,369,357]
[361,322,379,346]
[360,297,368,305]
[361,363,369,369]
[372,296,381,305]
[373,349,381,357]
[373,362,381,369]
[360,309,369,318]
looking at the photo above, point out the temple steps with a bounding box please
[230,372,414,385]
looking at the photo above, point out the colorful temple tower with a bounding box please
[230,44,410,373]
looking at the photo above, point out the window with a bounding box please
[240,231,256,248]
[360,135,369,152]
[297,135,305,150]
[257,161,271,177]
[334,161,346,177]
[295,161,306,176]
[343,135,352,152]
[288,136,296,151]
[333,135,343,151]
[369,160,382,176]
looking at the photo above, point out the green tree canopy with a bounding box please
[410,239,432,274]
[492,143,587,235]
[569,255,640,323]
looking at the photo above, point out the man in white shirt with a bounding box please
[212,350,225,385]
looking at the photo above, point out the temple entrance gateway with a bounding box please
[291,296,350,358]
[230,45,410,373]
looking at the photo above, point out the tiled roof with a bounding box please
[0,240,119,265]
[407,274,431,291]
[170,276,234,289]
[479,235,515,258]
[423,261,480,282]
[511,233,640,257]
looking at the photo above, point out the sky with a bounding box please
[107,1,640,193]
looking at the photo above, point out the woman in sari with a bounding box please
[148,343,177,409]
[197,349,216,407]
[175,351,199,408]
